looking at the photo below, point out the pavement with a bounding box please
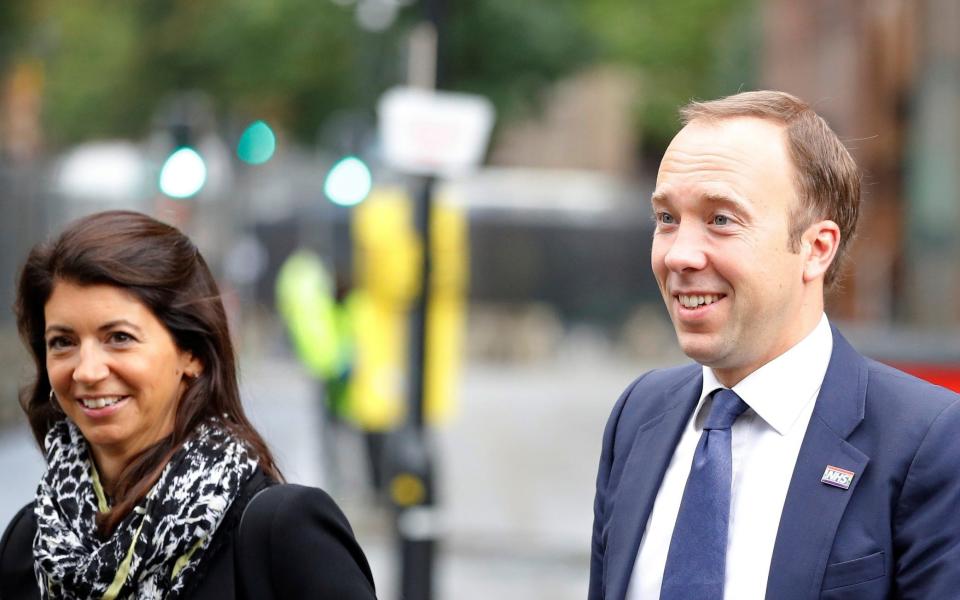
[0,346,656,600]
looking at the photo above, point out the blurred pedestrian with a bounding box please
[0,210,377,599]
[276,250,388,496]
[589,90,960,599]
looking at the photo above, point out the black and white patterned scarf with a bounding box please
[33,418,258,599]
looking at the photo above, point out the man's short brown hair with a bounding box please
[679,90,860,288]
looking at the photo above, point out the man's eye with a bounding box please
[658,212,676,224]
[713,215,730,226]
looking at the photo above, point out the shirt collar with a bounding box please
[698,313,833,435]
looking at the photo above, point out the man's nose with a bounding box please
[662,223,708,272]
[72,343,110,384]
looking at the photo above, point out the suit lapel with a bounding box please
[765,328,870,600]
[604,372,701,600]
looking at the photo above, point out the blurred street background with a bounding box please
[2,1,960,598]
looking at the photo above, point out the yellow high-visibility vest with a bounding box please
[275,250,344,381]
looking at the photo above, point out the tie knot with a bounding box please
[704,388,749,430]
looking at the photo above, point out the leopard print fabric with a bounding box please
[33,418,258,599]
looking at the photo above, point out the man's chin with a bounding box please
[675,333,727,366]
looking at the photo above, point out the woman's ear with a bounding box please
[179,352,203,380]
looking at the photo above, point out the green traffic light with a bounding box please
[324,156,372,206]
[159,147,207,198]
[237,120,276,165]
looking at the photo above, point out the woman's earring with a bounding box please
[49,388,62,411]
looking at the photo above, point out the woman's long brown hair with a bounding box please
[14,210,282,534]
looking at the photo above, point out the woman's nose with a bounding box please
[72,343,110,384]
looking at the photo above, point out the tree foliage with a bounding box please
[10,0,755,158]
[24,0,364,145]
[443,0,597,119]
[579,0,758,154]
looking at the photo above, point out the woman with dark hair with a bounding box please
[0,210,377,599]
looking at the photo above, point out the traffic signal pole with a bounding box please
[381,183,438,600]
[385,2,445,599]
[394,173,437,600]
[407,174,434,433]
[380,0,491,594]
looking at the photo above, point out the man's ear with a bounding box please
[801,220,841,283]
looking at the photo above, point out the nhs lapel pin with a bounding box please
[821,465,855,490]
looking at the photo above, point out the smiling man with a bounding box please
[589,91,960,600]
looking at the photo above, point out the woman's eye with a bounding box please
[108,332,135,344]
[46,336,71,350]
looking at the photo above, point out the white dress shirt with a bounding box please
[628,314,833,600]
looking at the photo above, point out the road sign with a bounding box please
[378,87,495,177]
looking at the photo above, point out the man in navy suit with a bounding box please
[589,90,960,600]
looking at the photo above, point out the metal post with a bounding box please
[408,175,434,430]
[386,1,446,596]
[386,173,436,600]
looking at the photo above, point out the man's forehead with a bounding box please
[653,116,796,208]
[653,153,760,202]
[659,118,791,169]
[664,116,789,161]
[651,186,749,213]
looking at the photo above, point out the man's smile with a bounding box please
[676,293,725,309]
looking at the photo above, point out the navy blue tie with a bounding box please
[660,388,749,600]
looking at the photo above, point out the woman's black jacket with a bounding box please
[0,470,377,599]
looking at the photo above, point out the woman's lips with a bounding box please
[76,395,131,417]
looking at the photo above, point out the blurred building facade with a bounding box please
[763,0,960,328]
[489,66,641,177]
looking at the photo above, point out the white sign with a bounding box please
[378,87,495,177]
[57,141,147,201]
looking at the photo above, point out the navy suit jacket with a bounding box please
[590,327,960,600]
